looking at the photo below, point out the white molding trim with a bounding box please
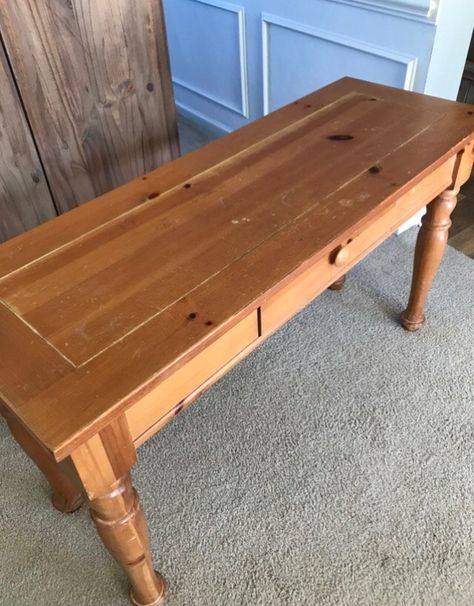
[176,101,232,134]
[173,0,249,118]
[324,0,439,23]
[261,13,418,114]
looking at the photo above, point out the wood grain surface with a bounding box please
[0,92,439,364]
[0,77,473,460]
[0,41,56,242]
[0,0,179,213]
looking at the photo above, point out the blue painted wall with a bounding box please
[163,0,474,134]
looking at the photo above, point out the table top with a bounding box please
[1,77,473,460]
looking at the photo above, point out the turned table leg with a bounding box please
[69,417,167,606]
[328,274,346,290]
[2,410,83,513]
[401,188,458,331]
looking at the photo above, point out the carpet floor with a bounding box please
[1,231,473,606]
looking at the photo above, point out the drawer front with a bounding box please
[261,157,455,335]
[127,311,259,442]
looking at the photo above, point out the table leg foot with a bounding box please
[130,571,168,606]
[2,409,83,513]
[401,188,458,331]
[400,311,425,332]
[328,274,346,290]
[52,490,84,513]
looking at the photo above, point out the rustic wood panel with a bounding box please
[0,0,179,213]
[0,41,56,243]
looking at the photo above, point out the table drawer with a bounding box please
[127,311,259,443]
[261,157,455,335]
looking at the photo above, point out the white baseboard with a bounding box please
[176,102,231,137]
[396,207,426,234]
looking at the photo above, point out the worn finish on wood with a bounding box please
[0,0,179,214]
[0,41,56,242]
[401,188,459,331]
[69,417,167,606]
[0,78,473,604]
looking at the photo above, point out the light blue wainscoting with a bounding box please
[163,0,474,134]
[261,14,417,113]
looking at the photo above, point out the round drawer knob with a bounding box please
[333,245,350,267]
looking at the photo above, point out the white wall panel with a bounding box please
[166,0,249,118]
[262,14,417,113]
[164,0,471,134]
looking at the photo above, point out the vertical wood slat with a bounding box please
[0,0,180,214]
[0,40,57,243]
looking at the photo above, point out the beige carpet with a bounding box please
[1,231,473,605]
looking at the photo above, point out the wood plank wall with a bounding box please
[0,41,57,242]
[0,0,179,241]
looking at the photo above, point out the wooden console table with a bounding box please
[1,78,473,605]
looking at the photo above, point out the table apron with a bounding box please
[127,155,456,447]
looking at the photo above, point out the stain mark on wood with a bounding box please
[369,165,381,174]
[187,312,197,320]
[327,134,354,141]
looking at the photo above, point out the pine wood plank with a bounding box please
[0,94,439,364]
[0,303,73,409]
